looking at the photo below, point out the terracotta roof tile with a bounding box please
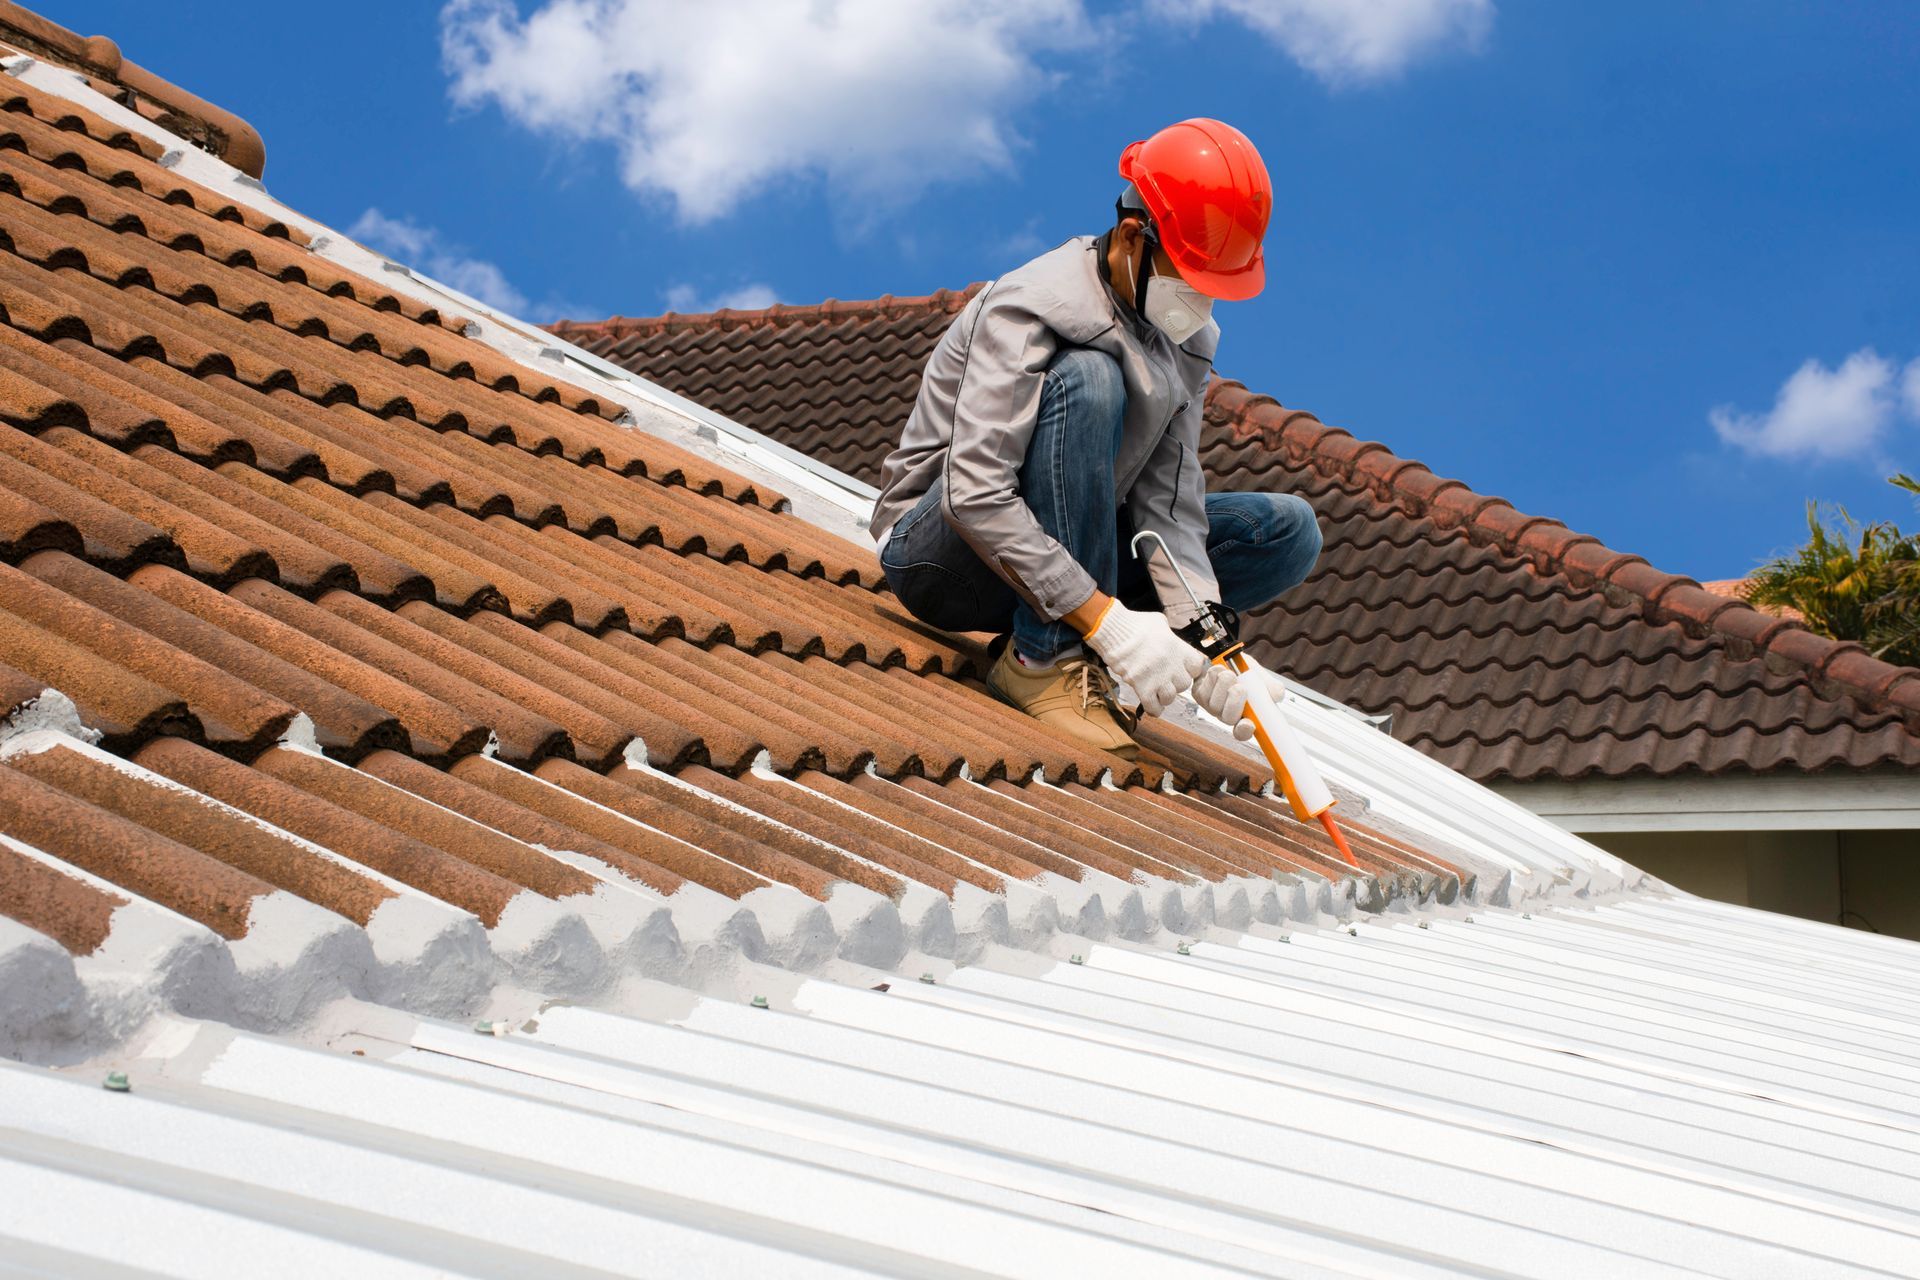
[443,753,765,899]
[0,758,272,939]
[357,747,686,896]
[0,828,124,955]
[697,767,983,895]
[564,288,1920,780]
[837,772,1084,883]
[28,554,408,759]
[9,738,398,926]
[131,737,521,928]
[534,758,840,901]
[610,762,907,900]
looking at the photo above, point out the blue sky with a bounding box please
[67,1,1920,578]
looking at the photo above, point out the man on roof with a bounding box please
[870,118,1321,759]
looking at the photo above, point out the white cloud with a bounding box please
[440,0,1095,224]
[1710,348,1920,463]
[347,208,598,322]
[662,282,781,313]
[348,208,530,313]
[1152,0,1493,84]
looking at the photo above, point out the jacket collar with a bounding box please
[1087,233,1220,363]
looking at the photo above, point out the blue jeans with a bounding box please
[881,347,1322,663]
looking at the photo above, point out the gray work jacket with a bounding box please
[870,235,1220,622]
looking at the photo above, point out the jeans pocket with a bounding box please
[883,560,983,633]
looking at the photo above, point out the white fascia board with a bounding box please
[0,56,877,539]
[1489,770,1920,832]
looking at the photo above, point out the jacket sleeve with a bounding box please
[1124,393,1220,624]
[939,284,1099,620]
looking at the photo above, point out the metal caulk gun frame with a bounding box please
[1130,530,1360,867]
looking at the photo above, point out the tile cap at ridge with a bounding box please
[0,0,267,178]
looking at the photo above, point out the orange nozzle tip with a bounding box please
[1318,811,1360,868]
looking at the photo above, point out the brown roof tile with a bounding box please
[0,757,271,939]
[356,748,686,897]
[534,757,840,901]
[444,752,766,899]
[562,289,1920,781]
[610,762,907,900]
[28,554,408,759]
[0,829,125,955]
[132,737,522,929]
[8,739,397,926]
[696,767,983,895]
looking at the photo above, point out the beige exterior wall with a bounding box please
[1589,829,1920,941]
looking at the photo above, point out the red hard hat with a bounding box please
[1118,118,1272,301]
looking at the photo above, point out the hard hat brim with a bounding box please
[1170,252,1265,303]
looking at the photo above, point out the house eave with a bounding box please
[1488,768,1920,833]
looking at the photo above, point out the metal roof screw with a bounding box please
[750,995,769,1009]
[919,973,936,985]
[1418,920,1431,930]
[1522,912,1533,920]
[1464,915,1476,924]
[1347,926,1359,937]
[1277,934,1291,944]
[1176,943,1191,956]
[1069,953,1085,965]
[102,1071,130,1093]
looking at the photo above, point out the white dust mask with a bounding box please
[1142,267,1213,342]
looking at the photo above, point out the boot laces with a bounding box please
[1058,653,1114,711]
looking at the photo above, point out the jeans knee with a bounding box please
[1272,493,1322,562]
[1045,348,1126,440]
[1210,492,1323,611]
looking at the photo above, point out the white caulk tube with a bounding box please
[1230,652,1334,820]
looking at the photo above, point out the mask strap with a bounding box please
[1131,222,1158,325]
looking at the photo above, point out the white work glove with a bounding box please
[1191,663,1256,741]
[1083,600,1208,717]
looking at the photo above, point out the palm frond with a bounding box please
[1746,479,1920,666]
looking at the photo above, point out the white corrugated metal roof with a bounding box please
[7,890,1918,1278]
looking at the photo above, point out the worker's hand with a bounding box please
[1083,600,1208,717]
[1191,664,1256,740]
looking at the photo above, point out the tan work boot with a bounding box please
[986,642,1139,759]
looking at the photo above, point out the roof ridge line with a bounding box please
[0,1,265,177]
[549,283,989,340]
[1204,377,1920,729]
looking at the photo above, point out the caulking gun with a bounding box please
[1130,530,1360,868]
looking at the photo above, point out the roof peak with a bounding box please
[0,1,266,177]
